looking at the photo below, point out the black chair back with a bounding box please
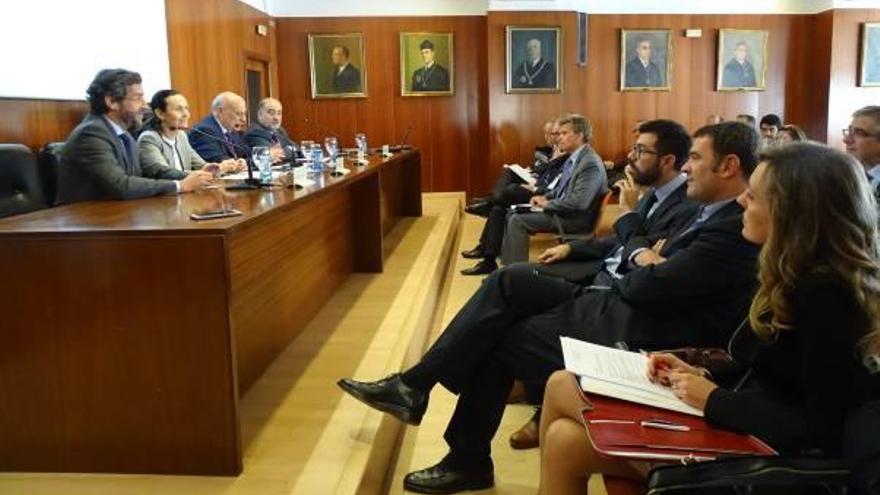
[0,144,48,219]
[38,142,64,206]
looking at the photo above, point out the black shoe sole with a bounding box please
[460,266,495,276]
[337,379,423,426]
[403,472,494,494]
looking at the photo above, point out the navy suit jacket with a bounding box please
[188,115,246,163]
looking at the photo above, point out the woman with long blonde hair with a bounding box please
[538,142,880,494]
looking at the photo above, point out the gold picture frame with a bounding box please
[619,29,673,91]
[717,29,768,91]
[307,32,368,99]
[400,32,454,96]
[860,22,880,87]
[505,26,562,94]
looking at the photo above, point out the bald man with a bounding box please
[243,98,300,164]
[189,91,249,163]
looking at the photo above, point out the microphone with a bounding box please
[390,124,414,152]
[182,126,262,189]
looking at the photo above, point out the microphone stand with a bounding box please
[187,126,264,189]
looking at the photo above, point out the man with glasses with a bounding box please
[189,91,249,163]
[338,121,760,494]
[843,106,880,200]
[58,69,215,203]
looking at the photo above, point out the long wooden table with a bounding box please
[0,150,421,476]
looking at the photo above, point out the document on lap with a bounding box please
[560,337,704,417]
[503,163,537,186]
[510,204,543,213]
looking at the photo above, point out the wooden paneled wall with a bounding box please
[0,100,88,151]
[487,12,814,171]
[275,17,488,196]
[165,0,279,120]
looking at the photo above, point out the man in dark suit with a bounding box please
[243,97,301,164]
[57,69,214,204]
[512,38,556,89]
[462,114,606,275]
[722,42,758,88]
[843,106,880,203]
[500,115,609,265]
[189,92,249,164]
[338,121,760,494]
[331,45,362,93]
[623,39,664,87]
[411,40,450,92]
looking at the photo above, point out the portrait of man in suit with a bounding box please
[860,23,880,87]
[506,26,561,93]
[308,33,367,98]
[401,33,454,96]
[717,29,767,91]
[620,29,671,91]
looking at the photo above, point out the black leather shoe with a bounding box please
[460,259,497,276]
[460,246,486,259]
[464,202,492,218]
[337,373,428,426]
[403,457,494,494]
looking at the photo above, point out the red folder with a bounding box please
[581,393,777,463]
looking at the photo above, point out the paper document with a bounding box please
[503,164,536,186]
[509,203,543,213]
[222,170,285,181]
[560,337,704,416]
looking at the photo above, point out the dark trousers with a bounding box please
[478,206,508,257]
[489,170,533,207]
[413,263,591,466]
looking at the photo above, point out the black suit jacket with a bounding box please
[333,64,362,93]
[411,64,450,92]
[537,181,698,283]
[624,58,664,87]
[512,58,556,88]
[189,115,246,163]
[722,59,757,87]
[242,123,301,161]
[57,114,183,203]
[558,200,759,350]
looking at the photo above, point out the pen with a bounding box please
[640,419,690,431]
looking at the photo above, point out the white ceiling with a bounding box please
[262,0,878,16]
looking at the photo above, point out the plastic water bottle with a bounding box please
[355,133,367,165]
[310,143,324,175]
[252,146,271,184]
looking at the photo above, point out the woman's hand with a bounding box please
[646,353,700,385]
[218,158,246,174]
[667,371,717,410]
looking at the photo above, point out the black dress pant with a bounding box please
[413,263,594,466]
[489,169,533,207]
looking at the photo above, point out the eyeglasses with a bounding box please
[631,143,659,158]
[843,127,879,139]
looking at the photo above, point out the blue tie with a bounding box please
[119,132,135,173]
[556,156,576,199]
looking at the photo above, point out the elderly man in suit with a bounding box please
[512,38,556,89]
[338,121,760,494]
[189,92,249,164]
[844,105,880,202]
[243,97,300,164]
[332,45,362,93]
[624,39,664,87]
[57,69,214,204]
[500,114,609,265]
[722,41,758,88]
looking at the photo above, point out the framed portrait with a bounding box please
[619,29,672,91]
[308,33,367,99]
[717,29,768,91]
[400,32,454,96]
[506,26,562,94]
[860,23,880,87]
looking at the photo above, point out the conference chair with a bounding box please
[37,142,64,207]
[0,144,48,219]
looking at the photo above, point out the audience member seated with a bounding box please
[189,92,248,163]
[844,106,880,201]
[138,89,245,175]
[603,120,645,190]
[736,114,756,127]
[57,69,214,204]
[337,121,761,494]
[464,119,565,219]
[779,123,807,143]
[758,113,782,150]
[243,97,300,165]
[537,142,880,494]
[461,114,604,275]
[500,114,608,265]
[506,119,700,449]
[705,114,723,125]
